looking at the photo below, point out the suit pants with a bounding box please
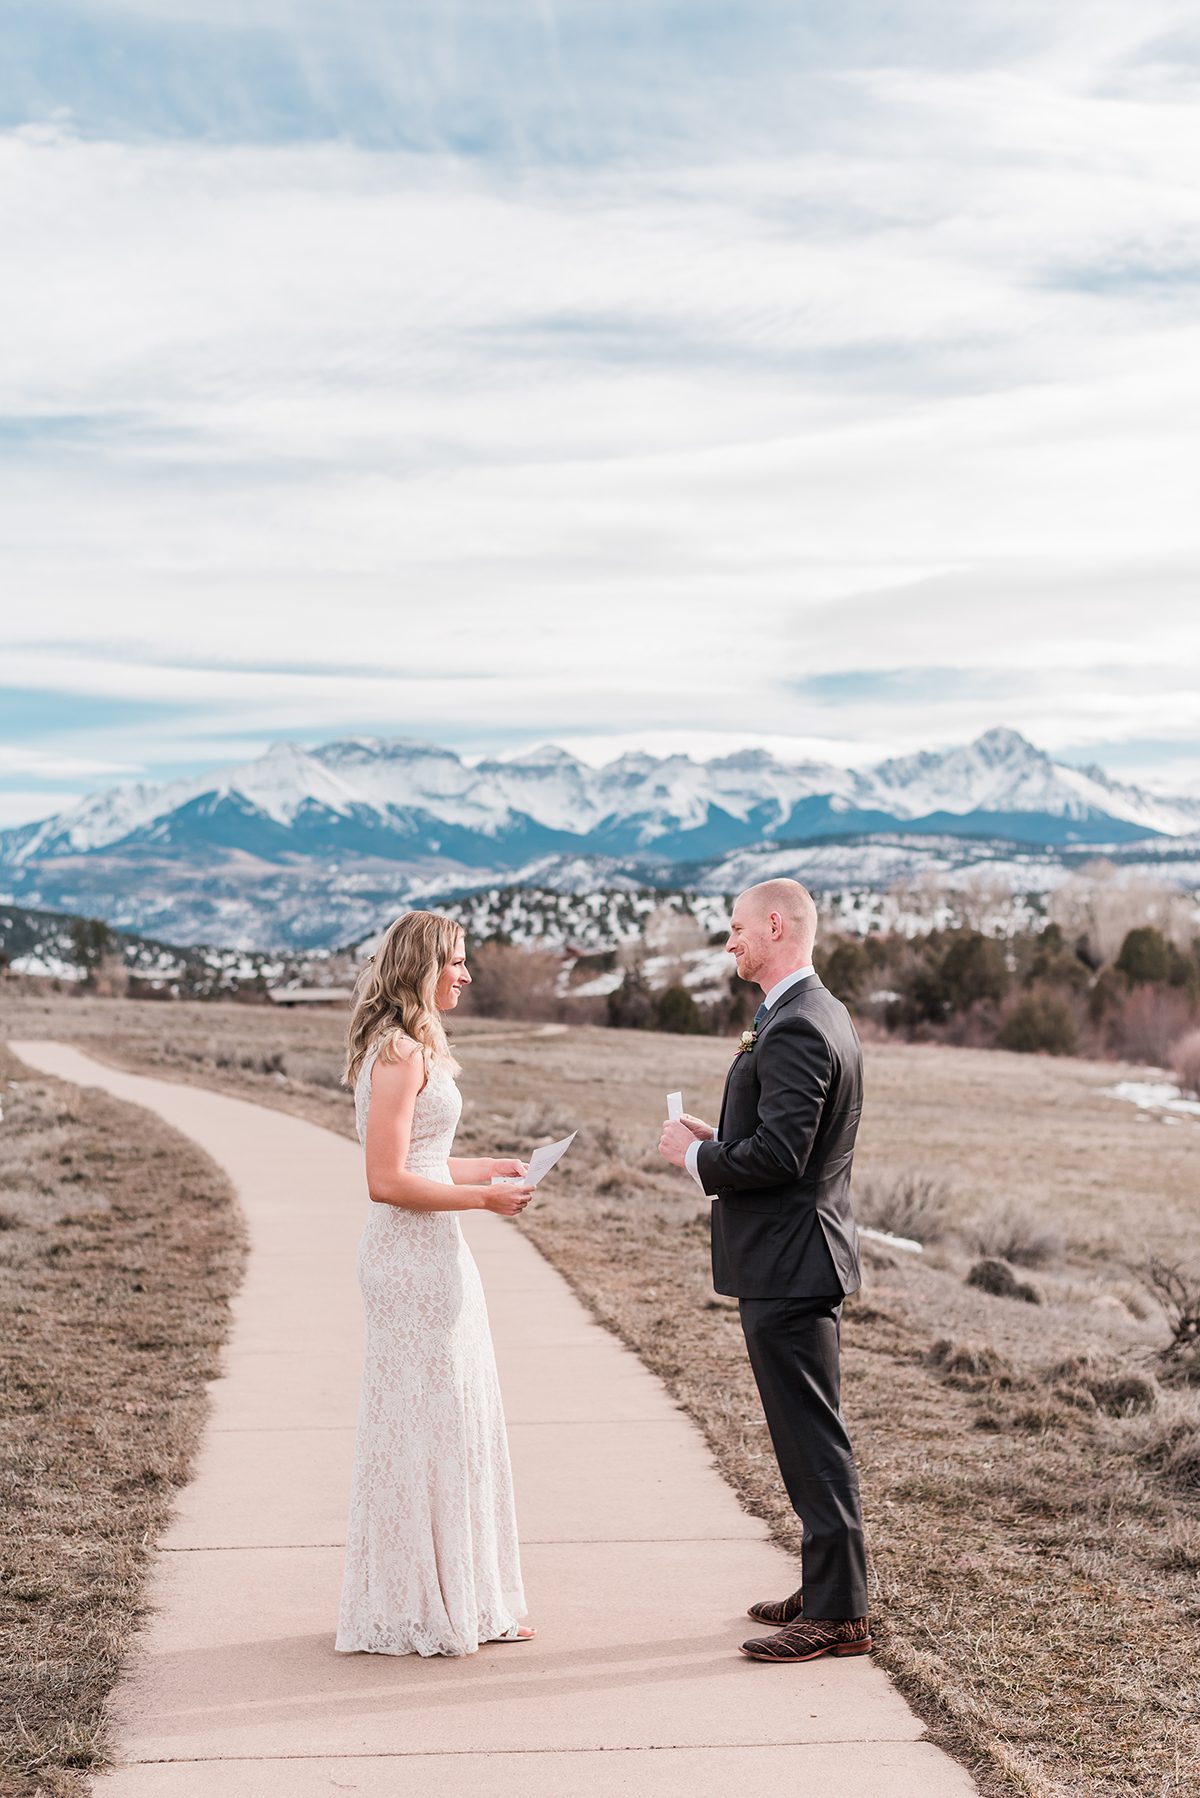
[738,1294,868,1619]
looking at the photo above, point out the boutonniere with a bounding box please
[738,1029,758,1054]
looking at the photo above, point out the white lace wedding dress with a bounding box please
[335,1039,526,1657]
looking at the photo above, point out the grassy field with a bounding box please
[0,1036,245,1798]
[3,989,1199,1796]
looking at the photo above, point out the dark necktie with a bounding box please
[752,1001,769,1030]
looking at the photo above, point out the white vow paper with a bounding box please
[491,1131,577,1186]
[666,1091,683,1122]
[526,1132,577,1186]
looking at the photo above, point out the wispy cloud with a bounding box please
[2,1,1199,819]
[0,746,137,779]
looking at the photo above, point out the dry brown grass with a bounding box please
[453,1031,1200,1798]
[0,1038,245,1798]
[5,992,1200,1795]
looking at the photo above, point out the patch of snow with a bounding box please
[10,953,84,980]
[681,947,734,991]
[571,970,625,997]
[1104,1079,1200,1118]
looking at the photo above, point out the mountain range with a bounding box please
[3,727,1198,950]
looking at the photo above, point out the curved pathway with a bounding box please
[12,1041,978,1798]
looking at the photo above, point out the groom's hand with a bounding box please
[659,1119,700,1168]
[678,1113,714,1141]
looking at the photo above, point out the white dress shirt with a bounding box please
[684,965,815,1189]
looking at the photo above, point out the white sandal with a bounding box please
[490,1622,536,1643]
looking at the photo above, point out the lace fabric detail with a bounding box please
[336,1038,526,1657]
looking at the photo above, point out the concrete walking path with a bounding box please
[13,1040,979,1797]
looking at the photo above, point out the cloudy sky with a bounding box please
[2,0,1199,827]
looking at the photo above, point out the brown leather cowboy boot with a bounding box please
[740,1614,872,1662]
[745,1586,803,1626]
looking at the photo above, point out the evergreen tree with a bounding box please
[1115,927,1170,986]
[818,938,872,1001]
[997,990,1079,1055]
[939,931,1009,1011]
[654,984,703,1034]
[606,956,655,1029]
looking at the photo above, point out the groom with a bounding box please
[658,878,870,1662]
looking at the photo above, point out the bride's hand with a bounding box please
[490,1158,528,1178]
[484,1180,536,1218]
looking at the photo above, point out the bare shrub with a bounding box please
[1171,1028,1200,1098]
[92,949,130,998]
[1112,985,1194,1065]
[966,1258,1040,1305]
[1049,868,1196,962]
[941,1002,1005,1049]
[592,1158,656,1197]
[641,900,708,957]
[291,1052,337,1087]
[855,1169,951,1243]
[954,871,1023,936]
[463,942,565,1022]
[509,1100,574,1140]
[1136,1256,1200,1382]
[965,1198,1062,1267]
[589,1121,627,1159]
[281,1050,345,1090]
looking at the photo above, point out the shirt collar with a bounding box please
[763,965,815,1011]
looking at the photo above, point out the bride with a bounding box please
[335,910,535,1657]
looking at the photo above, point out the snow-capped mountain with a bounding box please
[861,731,1197,834]
[10,725,1198,866]
[3,727,1199,949]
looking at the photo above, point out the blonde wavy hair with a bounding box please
[344,910,464,1087]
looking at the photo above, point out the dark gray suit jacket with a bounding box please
[695,975,864,1300]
